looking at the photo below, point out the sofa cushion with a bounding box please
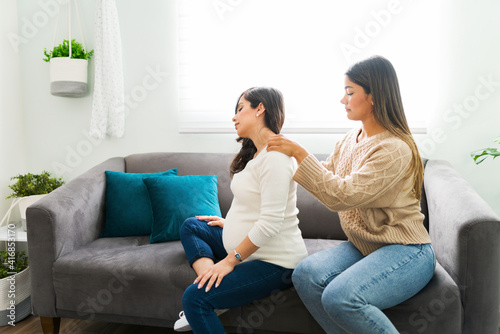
[52,236,460,333]
[124,153,234,217]
[383,261,462,333]
[100,169,177,238]
[51,238,340,325]
[143,175,222,243]
[52,237,195,322]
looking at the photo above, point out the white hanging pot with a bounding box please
[50,57,88,97]
[48,0,90,97]
[18,194,46,231]
[0,267,31,326]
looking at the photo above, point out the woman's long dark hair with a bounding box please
[230,87,284,176]
[345,55,424,200]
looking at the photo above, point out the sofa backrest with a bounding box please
[124,152,347,240]
[124,152,430,240]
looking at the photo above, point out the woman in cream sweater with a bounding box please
[267,56,435,333]
[174,87,308,333]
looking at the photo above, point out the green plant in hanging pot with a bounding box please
[0,251,31,326]
[43,39,94,62]
[2,171,65,231]
[471,136,500,164]
[43,39,94,98]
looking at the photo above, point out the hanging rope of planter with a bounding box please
[43,0,93,97]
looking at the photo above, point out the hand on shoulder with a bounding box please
[267,134,310,165]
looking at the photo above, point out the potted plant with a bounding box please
[0,250,30,326]
[4,171,65,231]
[471,136,500,164]
[43,39,94,97]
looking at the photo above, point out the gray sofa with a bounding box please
[26,152,500,334]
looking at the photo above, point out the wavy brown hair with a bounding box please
[345,56,424,200]
[230,87,285,176]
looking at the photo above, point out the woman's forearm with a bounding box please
[292,145,310,165]
[226,236,259,266]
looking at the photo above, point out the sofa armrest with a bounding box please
[424,159,500,334]
[26,157,125,317]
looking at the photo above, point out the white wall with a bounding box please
[0,0,25,221]
[7,0,500,220]
[415,0,500,217]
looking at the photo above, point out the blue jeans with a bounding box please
[292,242,436,334]
[180,217,294,334]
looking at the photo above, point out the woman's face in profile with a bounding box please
[340,76,373,122]
[232,96,258,138]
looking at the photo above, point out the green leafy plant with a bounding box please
[471,137,500,164]
[0,251,29,279]
[43,39,94,62]
[6,171,65,199]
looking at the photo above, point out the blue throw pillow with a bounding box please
[100,169,177,238]
[143,175,221,243]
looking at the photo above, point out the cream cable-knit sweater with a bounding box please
[294,128,431,256]
[223,149,308,269]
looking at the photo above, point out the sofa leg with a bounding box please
[40,317,61,334]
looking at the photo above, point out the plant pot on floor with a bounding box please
[50,57,88,97]
[18,195,46,231]
[0,267,31,326]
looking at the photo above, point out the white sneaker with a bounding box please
[174,311,191,332]
[174,309,229,332]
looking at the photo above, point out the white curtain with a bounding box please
[90,0,124,139]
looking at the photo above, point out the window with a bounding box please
[178,0,443,134]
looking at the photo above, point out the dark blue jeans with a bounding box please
[180,217,293,334]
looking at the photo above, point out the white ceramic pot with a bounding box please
[49,57,88,97]
[18,194,46,231]
[0,267,31,326]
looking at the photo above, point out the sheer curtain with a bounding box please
[90,0,124,139]
[178,0,443,134]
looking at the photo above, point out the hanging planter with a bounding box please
[44,39,93,97]
[42,0,93,97]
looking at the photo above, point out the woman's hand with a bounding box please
[267,134,310,165]
[196,215,224,228]
[194,257,237,292]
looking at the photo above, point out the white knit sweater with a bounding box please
[223,149,308,269]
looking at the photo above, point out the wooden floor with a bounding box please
[0,315,178,334]
[2,315,500,333]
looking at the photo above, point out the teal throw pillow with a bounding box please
[143,175,221,243]
[101,169,177,238]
